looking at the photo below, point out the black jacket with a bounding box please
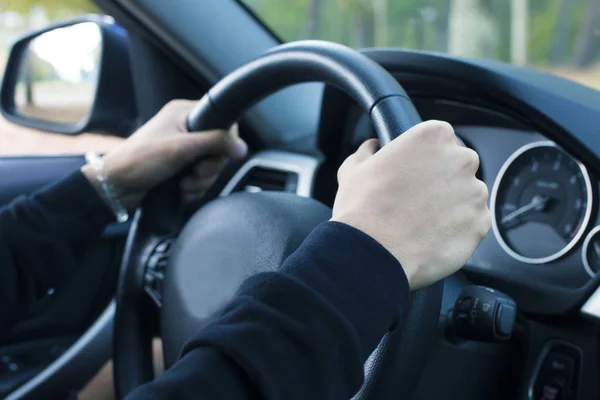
[0,170,410,399]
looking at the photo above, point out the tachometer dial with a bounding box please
[582,226,600,277]
[491,141,593,264]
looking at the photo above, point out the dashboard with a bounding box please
[457,127,597,296]
[342,113,599,295]
[315,49,600,317]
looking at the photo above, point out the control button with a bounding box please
[147,254,169,271]
[0,355,20,374]
[155,241,171,254]
[445,285,516,342]
[157,257,169,269]
[456,312,468,321]
[458,297,472,311]
[147,254,162,270]
[495,303,516,337]
[541,384,559,400]
[538,377,567,400]
[545,352,574,385]
[531,342,581,400]
[144,272,155,285]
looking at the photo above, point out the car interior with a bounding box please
[0,1,599,400]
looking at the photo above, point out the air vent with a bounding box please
[220,151,318,197]
[234,166,299,193]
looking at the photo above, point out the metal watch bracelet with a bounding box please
[85,152,129,223]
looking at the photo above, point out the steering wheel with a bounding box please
[113,41,443,400]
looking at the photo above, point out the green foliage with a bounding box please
[248,0,448,48]
[4,0,99,18]
[5,0,597,69]
[244,0,598,68]
[246,0,311,40]
[528,0,562,64]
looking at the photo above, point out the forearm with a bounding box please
[127,222,409,400]
[0,170,114,336]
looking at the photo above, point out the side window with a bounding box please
[0,3,125,156]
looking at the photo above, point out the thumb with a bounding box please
[352,138,380,162]
[337,139,379,183]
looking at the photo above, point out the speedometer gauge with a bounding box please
[490,141,593,264]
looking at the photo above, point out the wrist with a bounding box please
[82,163,109,205]
[82,164,144,210]
[82,151,146,222]
[329,215,416,286]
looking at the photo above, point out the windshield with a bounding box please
[241,0,600,90]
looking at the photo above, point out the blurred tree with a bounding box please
[245,0,310,41]
[549,0,574,65]
[449,0,499,59]
[244,0,597,70]
[306,0,321,39]
[573,0,599,67]
[528,0,561,65]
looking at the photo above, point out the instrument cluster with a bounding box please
[490,141,593,268]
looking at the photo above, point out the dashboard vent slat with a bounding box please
[235,166,299,193]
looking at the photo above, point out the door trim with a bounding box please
[6,302,115,400]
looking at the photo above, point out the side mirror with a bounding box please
[0,15,137,136]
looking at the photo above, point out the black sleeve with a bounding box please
[0,170,114,338]
[127,221,410,400]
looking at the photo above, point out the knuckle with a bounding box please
[462,148,480,172]
[161,100,179,112]
[425,120,455,141]
[205,131,231,153]
[479,211,492,237]
[196,157,226,175]
[161,99,194,116]
[362,138,380,154]
[470,149,481,170]
[477,180,489,202]
[165,99,190,109]
[337,157,355,184]
[198,174,218,188]
[337,163,347,184]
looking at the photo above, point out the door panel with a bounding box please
[0,155,86,204]
[0,155,126,398]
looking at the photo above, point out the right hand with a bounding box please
[83,100,247,209]
[331,120,491,290]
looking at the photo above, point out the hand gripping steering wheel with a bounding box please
[113,41,443,399]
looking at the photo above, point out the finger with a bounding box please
[337,139,379,183]
[353,139,380,162]
[160,99,197,133]
[180,174,218,193]
[188,122,238,137]
[182,190,207,204]
[229,123,239,138]
[166,130,248,171]
[192,157,228,178]
[403,120,456,145]
[163,99,197,111]
[457,146,480,175]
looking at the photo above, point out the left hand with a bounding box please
[82,99,248,209]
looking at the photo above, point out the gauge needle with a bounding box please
[501,195,550,225]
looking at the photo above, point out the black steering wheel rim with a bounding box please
[114,40,442,399]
